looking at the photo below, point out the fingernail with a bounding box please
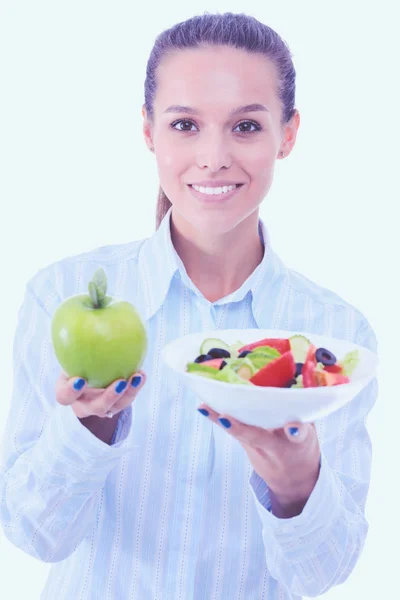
[289,427,299,436]
[197,408,209,417]
[73,378,85,391]
[115,380,127,393]
[131,375,142,388]
[218,418,231,429]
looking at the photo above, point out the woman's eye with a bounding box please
[233,121,262,133]
[170,120,197,132]
[170,120,262,133]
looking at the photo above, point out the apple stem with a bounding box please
[88,268,109,309]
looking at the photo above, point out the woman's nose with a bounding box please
[195,138,233,172]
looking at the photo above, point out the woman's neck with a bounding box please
[170,210,264,303]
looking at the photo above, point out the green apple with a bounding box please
[51,268,148,388]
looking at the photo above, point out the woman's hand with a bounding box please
[197,403,321,518]
[56,370,146,419]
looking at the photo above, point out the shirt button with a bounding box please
[197,300,215,326]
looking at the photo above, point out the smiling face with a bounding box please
[143,45,300,236]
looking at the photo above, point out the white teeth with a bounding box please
[192,184,238,195]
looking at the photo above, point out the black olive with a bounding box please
[238,350,252,358]
[315,347,336,366]
[194,354,213,363]
[219,360,227,370]
[207,348,231,359]
[295,362,304,378]
[284,377,297,388]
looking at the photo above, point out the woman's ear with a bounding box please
[142,105,154,152]
[281,109,301,157]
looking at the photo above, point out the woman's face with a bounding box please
[143,45,300,235]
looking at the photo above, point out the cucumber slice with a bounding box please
[289,334,311,363]
[225,356,258,376]
[229,340,245,358]
[200,337,231,356]
[215,365,252,385]
[236,364,253,380]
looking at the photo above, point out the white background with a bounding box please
[0,1,398,598]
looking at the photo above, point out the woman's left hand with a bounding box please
[197,403,321,518]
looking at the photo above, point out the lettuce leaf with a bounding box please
[338,349,360,377]
[186,363,222,378]
[248,349,280,371]
[291,374,304,388]
[186,361,252,384]
[248,345,281,358]
[215,364,253,385]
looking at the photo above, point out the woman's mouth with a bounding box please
[187,183,244,203]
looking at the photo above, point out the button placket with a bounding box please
[197,298,217,330]
[213,301,229,330]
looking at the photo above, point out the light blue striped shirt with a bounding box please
[0,207,378,599]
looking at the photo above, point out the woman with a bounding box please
[0,12,378,600]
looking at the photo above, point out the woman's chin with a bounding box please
[172,199,259,237]
[190,212,250,238]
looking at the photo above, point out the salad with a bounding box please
[186,334,360,388]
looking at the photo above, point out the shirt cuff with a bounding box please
[110,406,133,446]
[28,402,136,494]
[249,452,342,541]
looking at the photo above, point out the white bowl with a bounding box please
[161,328,379,429]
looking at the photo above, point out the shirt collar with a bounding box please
[138,206,288,325]
[137,206,179,320]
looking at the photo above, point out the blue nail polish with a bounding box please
[115,381,127,393]
[197,408,209,417]
[131,375,142,388]
[73,378,85,391]
[219,418,231,429]
[289,427,299,436]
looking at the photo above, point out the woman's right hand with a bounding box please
[55,371,146,419]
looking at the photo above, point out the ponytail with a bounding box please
[156,186,172,230]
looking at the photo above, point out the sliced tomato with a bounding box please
[250,350,296,387]
[323,363,343,374]
[202,358,224,369]
[331,374,350,386]
[298,345,350,387]
[305,343,317,364]
[303,361,317,387]
[314,370,350,386]
[302,344,318,387]
[239,338,290,355]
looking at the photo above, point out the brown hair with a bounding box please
[156,187,172,230]
[145,12,296,229]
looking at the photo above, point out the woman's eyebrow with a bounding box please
[163,103,269,115]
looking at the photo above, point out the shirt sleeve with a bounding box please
[110,405,132,446]
[248,316,379,597]
[0,267,135,563]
